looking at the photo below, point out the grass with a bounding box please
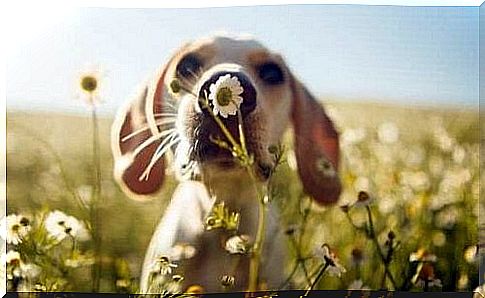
[5,100,480,292]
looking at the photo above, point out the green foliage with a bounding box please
[5,102,480,292]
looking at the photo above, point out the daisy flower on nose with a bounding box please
[208,74,244,118]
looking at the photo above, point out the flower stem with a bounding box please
[298,199,313,287]
[202,92,268,293]
[248,188,267,292]
[90,104,102,292]
[302,262,330,297]
[236,108,247,153]
[365,206,397,289]
[202,95,240,152]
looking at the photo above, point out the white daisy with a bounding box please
[314,244,347,278]
[225,235,250,255]
[0,214,31,245]
[352,191,374,208]
[3,250,21,265]
[208,74,244,118]
[341,128,366,146]
[220,275,235,288]
[3,253,40,283]
[76,64,106,106]
[44,210,90,242]
[169,243,197,261]
[377,122,399,144]
[150,256,178,276]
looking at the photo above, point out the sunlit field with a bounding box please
[5,101,480,293]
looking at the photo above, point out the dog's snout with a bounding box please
[197,70,257,116]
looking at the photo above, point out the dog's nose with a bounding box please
[197,70,257,116]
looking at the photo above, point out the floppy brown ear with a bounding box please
[111,66,170,201]
[290,75,341,205]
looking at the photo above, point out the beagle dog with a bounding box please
[111,34,341,293]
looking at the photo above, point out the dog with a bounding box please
[111,34,341,293]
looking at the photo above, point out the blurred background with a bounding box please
[5,3,481,293]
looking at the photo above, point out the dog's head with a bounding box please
[111,34,341,205]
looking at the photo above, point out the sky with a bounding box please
[5,3,480,115]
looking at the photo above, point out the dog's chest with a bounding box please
[180,181,285,292]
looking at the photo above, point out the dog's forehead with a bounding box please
[188,35,270,61]
[210,35,266,51]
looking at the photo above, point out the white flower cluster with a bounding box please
[1,210,92,292]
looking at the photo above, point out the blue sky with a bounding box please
[6,4,479,115]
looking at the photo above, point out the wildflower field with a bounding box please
[5,100,481,293]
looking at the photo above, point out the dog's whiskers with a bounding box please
[131,128,177,157]
[139,132,181,181]
[153,95,178,112]
[121,118,177,142]
[153,113,178,118]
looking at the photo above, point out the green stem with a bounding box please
[365,206,397,289]
[236,107,247,153]
[202,95,240,152]
[203,92,268,293]
[279,259,299,289]
[288,235,312,287]
[303,262,330,297]
[247,171,267,293]
[90,105,102,292]
[298,199,313,287]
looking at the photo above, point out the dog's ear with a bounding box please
[289,74,341,205]
[111,67,170,201]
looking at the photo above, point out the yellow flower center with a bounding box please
[357,191,370,202]
[12,224,20,232]
[170,79,181,93]
[216,87,233,107]
[81,76,98,93]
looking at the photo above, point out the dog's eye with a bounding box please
[258,62,285,85]
[176,54,202,78]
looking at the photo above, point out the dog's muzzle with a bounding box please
[191,65,257,167]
